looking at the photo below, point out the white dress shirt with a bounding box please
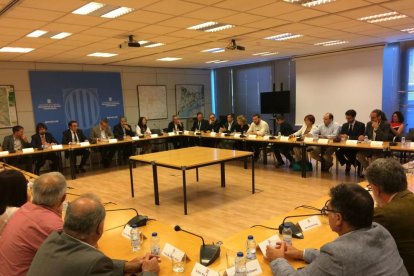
[247,120,270,136]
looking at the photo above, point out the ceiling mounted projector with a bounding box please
[226,39,245,51]
[119,35,140,48]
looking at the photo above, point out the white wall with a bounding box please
[295,47,383,126]
[0,62,211,142]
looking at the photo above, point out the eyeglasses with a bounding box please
[321,200,339,215]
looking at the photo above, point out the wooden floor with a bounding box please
[66,156,361,241]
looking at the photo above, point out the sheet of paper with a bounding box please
[258,234,281,258]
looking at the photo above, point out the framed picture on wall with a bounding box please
[0,85,18,128]
[175,84,204,118]
[137,85,168,120]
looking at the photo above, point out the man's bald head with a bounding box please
[64,194,105,240]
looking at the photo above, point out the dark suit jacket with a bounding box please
[364,121,391,141]
[191,119,209,132]
[113,123,134,139]
[27,231,155,276]
[276,122,294,136]
[167,121,184,133]
[223,121,237,132]
[374,190,414,276]
[31,133,58,148]
[62,129,88,144]
[340,120,365,140]
[234,124,249,133]
[2,135,31,153]
[207,121,221,132]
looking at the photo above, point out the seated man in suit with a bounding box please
[113,116,135,164]
[272,114,294,168]
[167,115,184,149]
[220,113,237,133]
[366,158,414,275]
[190,112,208,132]
[28,193,159,276]
[207,113,221,133]
[62,120,90,173]
[247,114,270,161]
[0,172,66,276]
[356,109,391,176]
[91,118,116,168]
[266,183,408,276]
[31,122,59,175]
[309,113,341,172]
[336,109,365,174]
[2,125,32,172]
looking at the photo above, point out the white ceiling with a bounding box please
[0,0,414,68]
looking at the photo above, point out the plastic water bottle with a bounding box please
[364,135,369,143]
[278,131,282,138]
[282,224,293,246]
[235,251,247,276]
[130,224,140,252]
[246,235,257,260]
[401,137,406,146]
[150,232,160,255]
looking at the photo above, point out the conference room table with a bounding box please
[129,146,254,215]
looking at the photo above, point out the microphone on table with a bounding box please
[174,225,220,266]
[278,212,325,239]
[106,208,148,227]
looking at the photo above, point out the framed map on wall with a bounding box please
[137,85,168,120]
[0,85,18,128]
[175,84,204,118]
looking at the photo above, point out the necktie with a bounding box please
[73,131,78,142]
[198,121,201,130]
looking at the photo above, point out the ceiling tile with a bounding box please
[213,0,275,12]
[248,2,304,17]
[121,10,174,24]
[142,0,205,16]
[185,7,238,20]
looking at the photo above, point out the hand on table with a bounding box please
[266,242,304,262]
[124,253,160,274]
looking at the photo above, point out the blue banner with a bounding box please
[29,71,124,142]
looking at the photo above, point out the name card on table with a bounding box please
[52,144,63,150]
[370,141,383,147]
[248,134,257,139]
[210,132,217,137]
[168,132,175,136]
[298,215,322,232]
[184,130,190,135]
[80,142,90,147]
[234,133,241,138]
[108,138,118,143]
[304,137,314,143]
[121,225,145,241]
[226,259,263,276]
[280,136,289,142]
[258,234,281,258]
[22,148,35,153]
[221,133,227,137]
[150,134,158,138]
[318,138,329,144]
[191,263,220,276]
[263,135,270,140]
[346,140,358,145]
[0,151,9,156]
[410,143,414,149]
[161,243,186,261]
[132,136,140,141]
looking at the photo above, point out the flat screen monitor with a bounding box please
[260,91,290,114]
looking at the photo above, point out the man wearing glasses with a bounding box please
[266,183,408,275]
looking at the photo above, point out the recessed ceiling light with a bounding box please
[201,48,225,53]
[157,57,182,61]
[144,43,165,48]
[87,52,118,57]
[252,52,279,56]
[401,28,414,33]
[0,47,34,53]
[26,30,48,38]
[101,7,134,18]
[283,0,336,7]
[206,60,228,64]
[50,32,72,39]
[358,11,407,23]
[264,33,303,41]
[187,22,234,32]
[315,40,348,46]
[72,2,105,15]
[187,22,218,30]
